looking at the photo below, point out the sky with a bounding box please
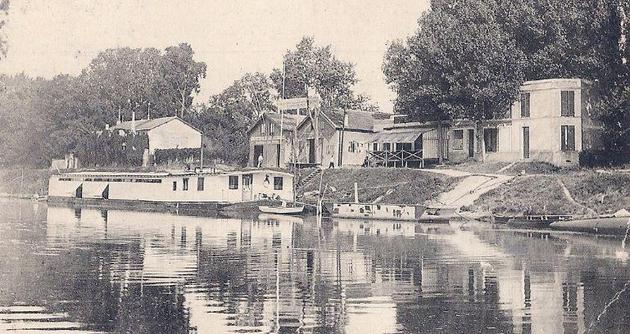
[0,0,430,112]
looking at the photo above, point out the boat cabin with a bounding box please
[48,169,294,204]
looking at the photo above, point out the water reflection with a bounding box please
[0,200,629,333]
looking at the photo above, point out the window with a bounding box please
[520,93,530,117]
[382,143,391,151]
[183,178,189,191]
[372,143,378,151]
[229,175,239,189]
[274,177,283,190]
[561,125,576,151]
[349,141,358,153]
[484,128,499,152]
[452,130,464,150]
[172,181,177,191]
[395,143,412,151]
[561,91,575,117]
[260,122,267,135]
[269,122,275,135]
[197,177,204,191]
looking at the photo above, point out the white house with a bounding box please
[368,78,603,167]
[110,116,202,155]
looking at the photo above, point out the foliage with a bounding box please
[0,43,207,168]
[75,131,148,167]
[0,0,8,59]
[162,43,207,118]
[81,43,206,123]
[185,72,277,165]
[384,0,525,122]
[270,37,377,110]
[154,148,199,165]
[497,0,625,89]
[0,74,48,166]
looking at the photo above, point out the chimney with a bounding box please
[343,112,349,127]
[131,111,136,133]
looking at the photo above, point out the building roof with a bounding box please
[369,129,432,143]
[265,112,307,131]
[110,116,201,133]
[321,109,376,131]
[247,112,307,134]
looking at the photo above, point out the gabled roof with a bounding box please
[247,112,307,134]
[110,116,201,133]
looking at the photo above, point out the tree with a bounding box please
[162,43,207,118]
[270,37,365,109]
[384,0,525,161]
[497,0,625,91]
[186,73,276,165]
[0,0,8,60]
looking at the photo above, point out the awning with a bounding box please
[369,130,431,143]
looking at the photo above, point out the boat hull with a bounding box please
[47,196,225,212]
[324,202,428,222]
[550,217,630,235]
[258,205,304,215]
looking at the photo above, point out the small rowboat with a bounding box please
[258,201,304,215]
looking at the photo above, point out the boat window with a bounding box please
[183,178,189,191]
[273,177,283,190]
[197,177,204,191]
[172,181,177,191]
[229,176,239,189]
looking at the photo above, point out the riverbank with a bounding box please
[471,168,630,216]
[298,167,461,205]
[0,169,50,196]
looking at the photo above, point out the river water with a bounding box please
[1,200,629,334]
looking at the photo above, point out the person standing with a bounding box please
[257,153,264,168]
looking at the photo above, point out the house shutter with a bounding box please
[568,125,575,150]
[520,93,530,117]
[561,91,575,116]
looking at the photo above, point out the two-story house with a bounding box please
[446,78,602,166]
[368,78,603,167]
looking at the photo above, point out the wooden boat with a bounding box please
[506,214,573,229]
[324,202,426,221]
[550,216,630,235]
[258,201,304,215]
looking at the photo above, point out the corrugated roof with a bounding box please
[369,129,432,143]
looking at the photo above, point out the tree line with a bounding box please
[0,43,206,167]
[0,36,374,167]
[384,0,630,161]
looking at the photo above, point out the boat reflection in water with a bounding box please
[0,200,629,333]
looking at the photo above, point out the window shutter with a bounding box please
[568,126,575,150]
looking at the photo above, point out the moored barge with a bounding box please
[48,169,294,211]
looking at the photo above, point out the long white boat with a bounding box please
[324,202,458,222]
[48,169,294,210]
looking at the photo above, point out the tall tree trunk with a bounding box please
[475,120,485,162]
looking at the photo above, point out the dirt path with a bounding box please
[421,169,513,208]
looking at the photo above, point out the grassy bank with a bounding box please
[0,169,51,195]
[299,167,460,205]
[473,171,630,216]
[559,172,630,215]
